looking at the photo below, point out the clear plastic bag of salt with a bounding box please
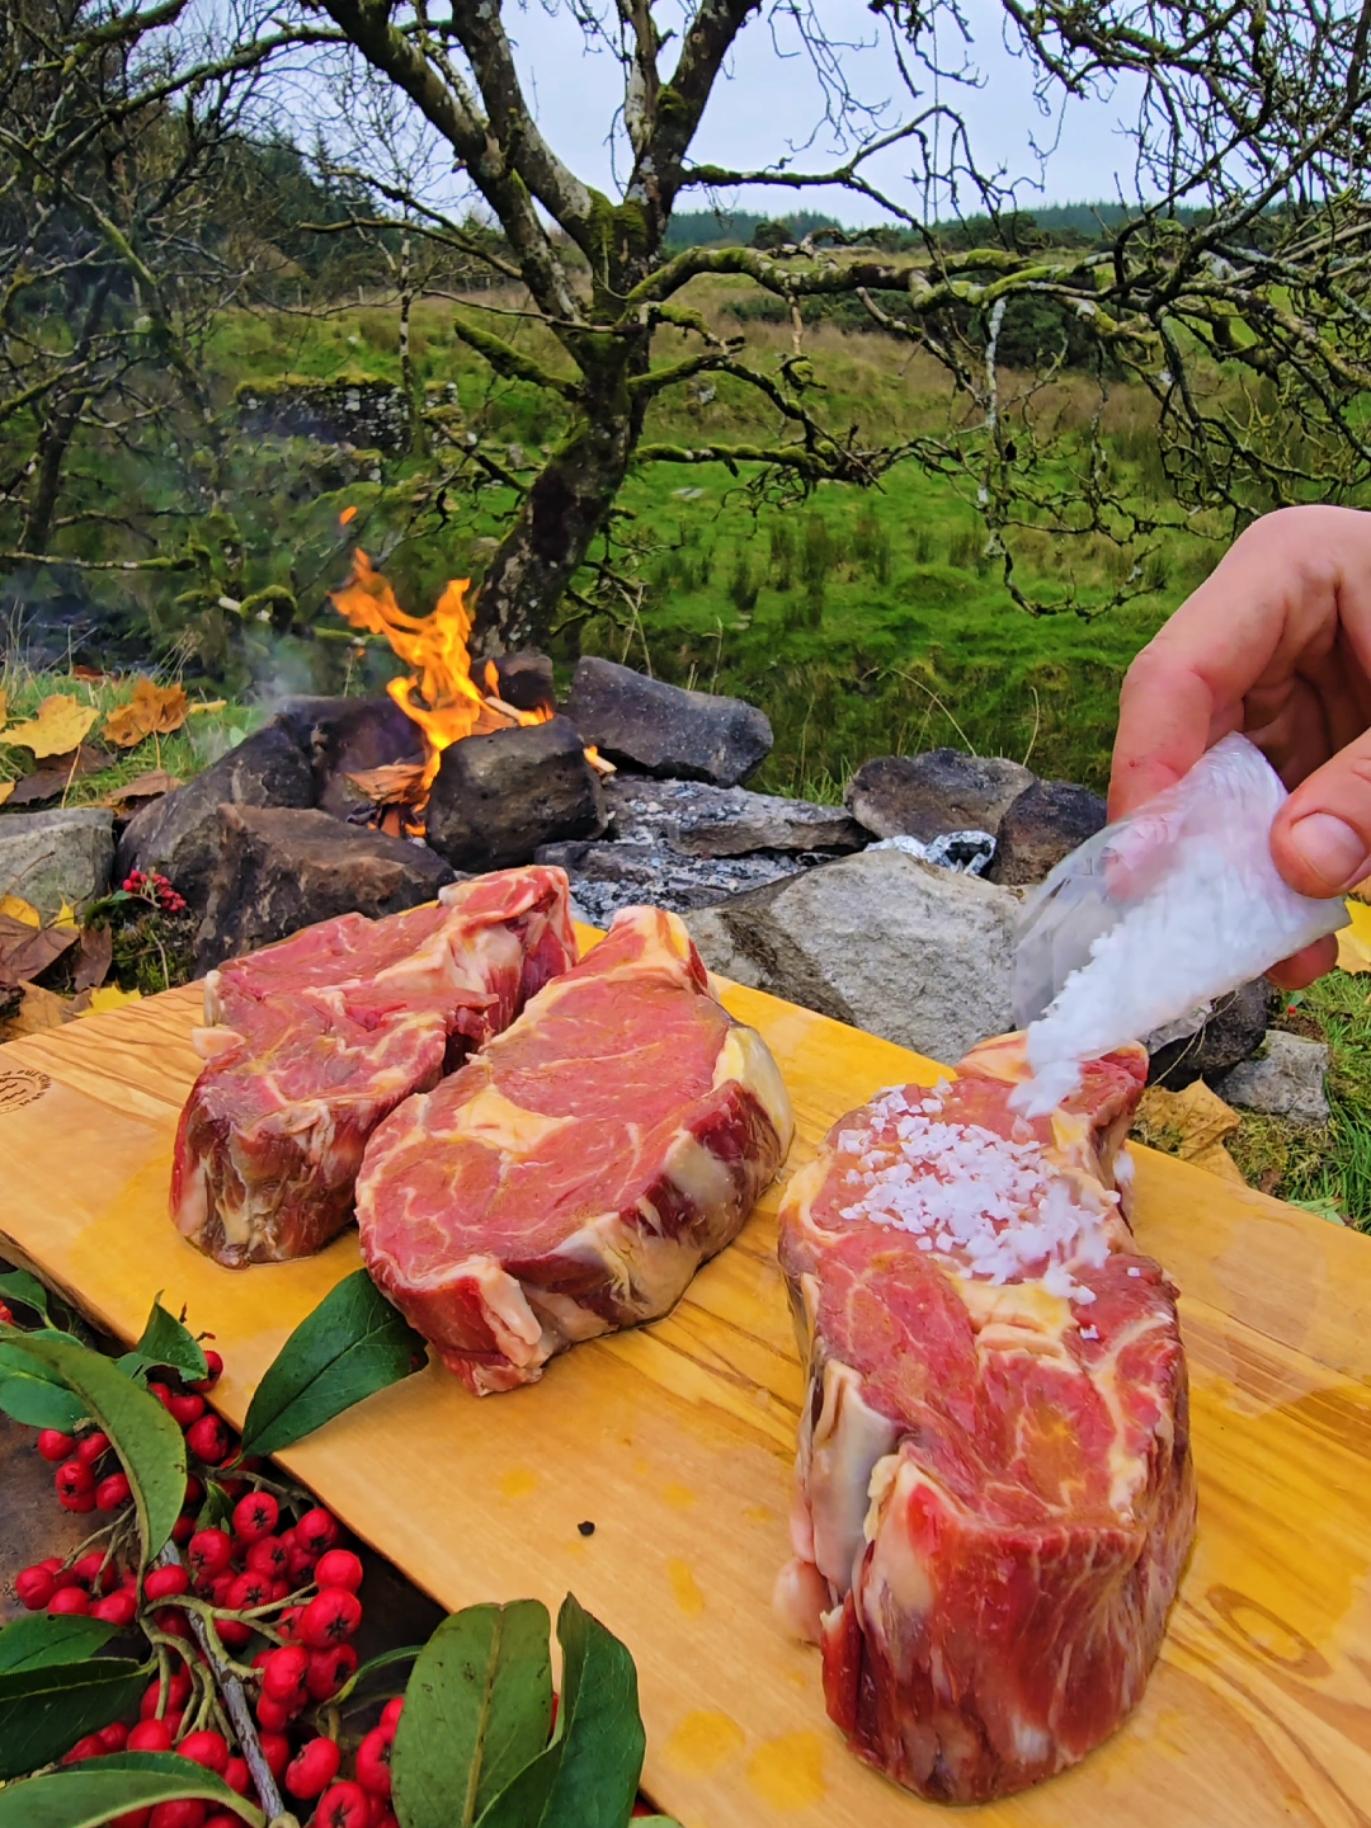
[1011,734,1350,1114]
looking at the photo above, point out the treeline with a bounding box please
[663,199,1215,254]
[664,207,844,249]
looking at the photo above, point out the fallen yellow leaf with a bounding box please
[6,984,77,1037]
[1336,899,1371,973]
[0,781,12,807]
[82,983,143,1014]
[52,901,78,931]
[1136,1081,1246,1183]
[1,695,99,759]
[104,677,189,749]
[0,894,40,928]
[187,700,228,716]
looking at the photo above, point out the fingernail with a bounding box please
[1286,813,1368,894]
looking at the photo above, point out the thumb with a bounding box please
[1272,731,1371,898]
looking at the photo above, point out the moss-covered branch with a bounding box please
[450,312,579,398]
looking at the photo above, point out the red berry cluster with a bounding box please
[12,1343,401,1828]
[120,869,188,915]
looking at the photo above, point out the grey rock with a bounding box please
[0,807,114,917]
[1147,979,1271,1087]
[273,696,422,818]
[846,749,1035,843]
[117,721,315,906]
[1216,1031,1330,1124]
[868,830,996,876]
[564,657,772,787]
[491,651,556,714]
[535,837,811,927]
[603,776,864,858]
[988,779,1107,886]
[195,805,452,972]
[685,848,1022,1062]
[426,717,605,872]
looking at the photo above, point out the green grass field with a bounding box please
[187,283,1224,795]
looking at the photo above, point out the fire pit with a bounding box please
[115,549,1019,975]
[327,547,611,840]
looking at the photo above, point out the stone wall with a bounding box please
[237,378,412,454]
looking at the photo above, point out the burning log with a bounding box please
[329,542,611,823]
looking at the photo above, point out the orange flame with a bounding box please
[329,547,560,814]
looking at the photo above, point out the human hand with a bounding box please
[1110,505,1371,988]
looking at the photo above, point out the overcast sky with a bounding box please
[492,0,1147,223]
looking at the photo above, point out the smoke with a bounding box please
[243,632,325,713]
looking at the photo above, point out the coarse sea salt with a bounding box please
[1012,735,1348,1117]
[834,1094,1110,1301]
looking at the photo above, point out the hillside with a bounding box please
[182,278,1224,795]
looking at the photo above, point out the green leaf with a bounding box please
[131,1295,209,1383]
[0,1659,147,1781]
[1290,1195,1347,1225]
[0,1753,264,1826]
[474,1595,646,1828]
[0,1269,52,1322]
[0,1614,116,1676]
[392,1601,552,1828]
[239,1269,426,1458]
[0,1332,186,1562]
[0,1330,88,1428]
[0,1366,85,1431]
[196,1479,234,1530]
[331,1643,424,1713]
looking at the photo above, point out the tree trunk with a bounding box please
[473,386,641,654]
[19,275,113,554]
[398,231,426,458]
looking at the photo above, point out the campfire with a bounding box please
[329,540,610,836]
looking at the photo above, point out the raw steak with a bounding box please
[356,906,794,1394]
[172,867,575,1267]
[776,1033,1195,1803]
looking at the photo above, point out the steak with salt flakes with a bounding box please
[172,866,575,1267]
[776,1033,1195,1804]
[356,905,793,1394]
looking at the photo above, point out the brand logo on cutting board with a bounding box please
[0,1066,50,1114]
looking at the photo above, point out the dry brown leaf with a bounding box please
[1,695,99,759]
[8,775,70,809]
[5,743,114,807]
[100,768,181,810]
[0,915,78,986]
[73,923,113,992]
[1137,1082,1246,1183]
[104,677,189,748]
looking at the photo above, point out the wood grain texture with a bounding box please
[0,935,1368,1828]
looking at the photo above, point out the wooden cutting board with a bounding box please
[0,942,1369,1828]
